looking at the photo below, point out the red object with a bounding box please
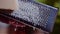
[0,9,33,34]
[0,14,33,34]
[0,15,26,34]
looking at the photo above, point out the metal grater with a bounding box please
[0,0,58,32]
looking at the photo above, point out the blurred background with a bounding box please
[35,0,60,34]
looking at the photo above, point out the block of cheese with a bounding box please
[0,0,19,10]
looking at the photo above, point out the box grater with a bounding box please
[0,0,58,32]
